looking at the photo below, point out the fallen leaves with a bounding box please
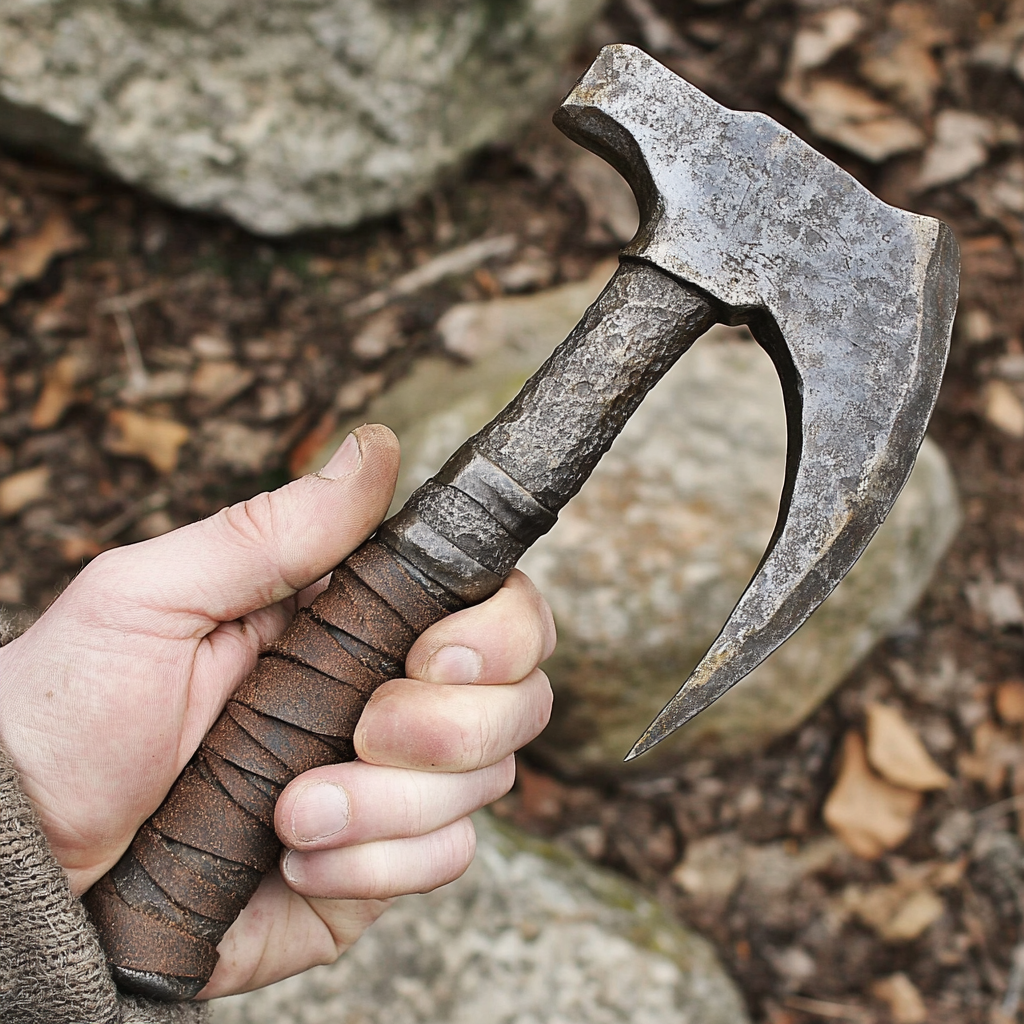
[858,2,950,116]
[189,360,256,410]
[31,352,90,430]
[350,308,405,361]
[0,210,84,303]
[672,831,745,903]
[0,466,50,516]
[845,881,944,942]
[787,7,864,75]
[824,732,921,859]
[672,832,844,914]
[871,972,927,1023]
[958,720,1024,794]
[105,409,190,474]
[780,5,927,163]
[840,860,963,944]
[981,380,1024,438]
[866,703,951,791]
[917,111,995,191]
[965,575,1024,629]
[996,681,1024,725]
[826,706,957,859]
[780,77,926,163]
[199,421,275,475]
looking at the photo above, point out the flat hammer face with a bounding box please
[555,45,959,757]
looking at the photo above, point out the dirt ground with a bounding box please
[2,1,1024,1021]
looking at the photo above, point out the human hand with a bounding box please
[0,424,555,998]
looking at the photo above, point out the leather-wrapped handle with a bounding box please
[84,261,717,1000]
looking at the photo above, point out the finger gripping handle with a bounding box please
[83,536,474,1000]
[84,263,715,1000]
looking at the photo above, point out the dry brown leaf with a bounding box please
[871,972,927,1023]
[0,211,84,303]
[351,308,405,361]
[996,681,1024,724]
[982,380,1024,438]
[190,333,234,359]
[779,76,926,162]
[0,466,49,516]
[965,575,1024,628]
[31,353,88,430]
[671,832,745,903]
[189,360,255,408]
[842,881,944,942]
[823,731,921,859]
[199,421,275,475]
[257,380,305,421]
[917,111,994,190]
[958,720,1024,793]
[106,409,190,474]
[335,372,386,414]
[866,703,951,791]
[788,8,864,74]
[859,2,950,115]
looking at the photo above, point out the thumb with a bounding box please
[99,423,401,627]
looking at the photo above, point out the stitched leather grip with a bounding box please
[84,262,717,1000]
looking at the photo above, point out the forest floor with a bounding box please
[2,1,1024,1021]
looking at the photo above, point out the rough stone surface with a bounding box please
[209,813,749,1024]
[314,269,961,775]
[0,0,603,235]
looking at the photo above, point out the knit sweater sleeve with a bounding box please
[0,743,209,1024]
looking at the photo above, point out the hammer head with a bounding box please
[554,45,959,759]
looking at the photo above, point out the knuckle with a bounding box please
[428,821,475,889]
[217,494,276,552]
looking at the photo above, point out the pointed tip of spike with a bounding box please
[623,672,727,762]
[623,714,675,763]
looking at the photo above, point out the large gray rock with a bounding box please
[312,265,961,775]
[0,0,603,235]
[210,813,749,1024]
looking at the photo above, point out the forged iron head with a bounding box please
[553,45,959,760]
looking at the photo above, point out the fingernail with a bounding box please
[281,850,304,886]
[290,781,350,843]
[318,431,361,479]
[422,644,482,684]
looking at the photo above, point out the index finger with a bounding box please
[404,570,556,686]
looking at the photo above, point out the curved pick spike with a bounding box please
[554,45,960,760]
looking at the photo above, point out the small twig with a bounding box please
[975,793,1024,820]
[345,234,516,318]
[95,282,165,314]
[784,995,874,1022]
[109,308,149,397]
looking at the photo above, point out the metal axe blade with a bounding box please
[552,45,959,759]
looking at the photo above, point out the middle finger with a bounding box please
[276,756,515,851]
[354,669,553,772]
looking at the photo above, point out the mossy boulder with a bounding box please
[211,813,749,1024]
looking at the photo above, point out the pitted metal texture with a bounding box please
[554,45,959,754]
